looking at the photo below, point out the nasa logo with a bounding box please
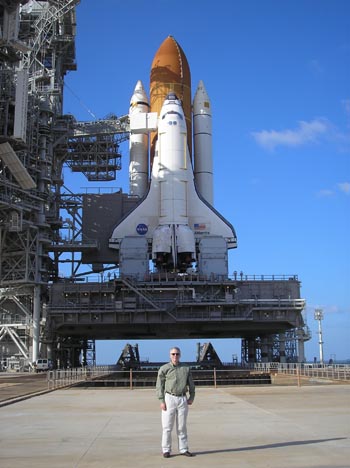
[136,223,148,235]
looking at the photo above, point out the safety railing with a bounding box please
[47,366,272,390]
[47,365,117,390]
[254,363,350,383]
[55,272,300,283]
[192,369,271,387]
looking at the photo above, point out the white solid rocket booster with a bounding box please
[193,80,213,205]
[129,80,149,198]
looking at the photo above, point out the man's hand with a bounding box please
[160,402,167,411]
[187,399,193,405]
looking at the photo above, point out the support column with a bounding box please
[261,336,269,363]
[279,333,286,363]
[248,338,256,363]
[32,285,41,363]
[47,342,53,361]
[297,329,306,363]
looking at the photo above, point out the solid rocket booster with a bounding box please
[193,80,213,205]
[129,80,149,198]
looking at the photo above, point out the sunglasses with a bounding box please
[171,353,180,355]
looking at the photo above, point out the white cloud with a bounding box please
[251,118,330,151]
[337,182,350,194]
[317,182,350,197]
[317,189,334,197]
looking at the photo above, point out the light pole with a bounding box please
[314,309,324,365]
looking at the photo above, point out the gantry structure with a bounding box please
[0,1,310,371]
[0,0,128,369]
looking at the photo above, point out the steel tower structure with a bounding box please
[0,0,127,369]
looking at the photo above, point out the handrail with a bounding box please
[253,363,350,382]
[47,365,117,390]
[47,366,272,390]
[54,273,301,283]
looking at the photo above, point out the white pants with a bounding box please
[161,393,189,454]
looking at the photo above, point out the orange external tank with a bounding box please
[150,36,192,160]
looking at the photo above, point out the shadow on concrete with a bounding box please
[194,438,348,456]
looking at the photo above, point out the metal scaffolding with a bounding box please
[0,1,131,370]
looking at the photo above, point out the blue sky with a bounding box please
[63,0,350,363]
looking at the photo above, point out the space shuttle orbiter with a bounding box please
[109,36,236,276]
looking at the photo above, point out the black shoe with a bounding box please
[163,452,170,458]
[181,451,194,457]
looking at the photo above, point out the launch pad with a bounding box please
[47,274,306,365]
[0,2,309,371]
[49,275,304,340]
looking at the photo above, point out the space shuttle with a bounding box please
[109,36,237,277]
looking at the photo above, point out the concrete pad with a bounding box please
[0,385,349,467]
[0,373,48,404]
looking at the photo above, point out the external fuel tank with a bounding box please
[150,35,192,159]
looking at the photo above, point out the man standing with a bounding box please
[156,346,195,458]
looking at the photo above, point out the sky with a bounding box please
[63,0,350,364]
